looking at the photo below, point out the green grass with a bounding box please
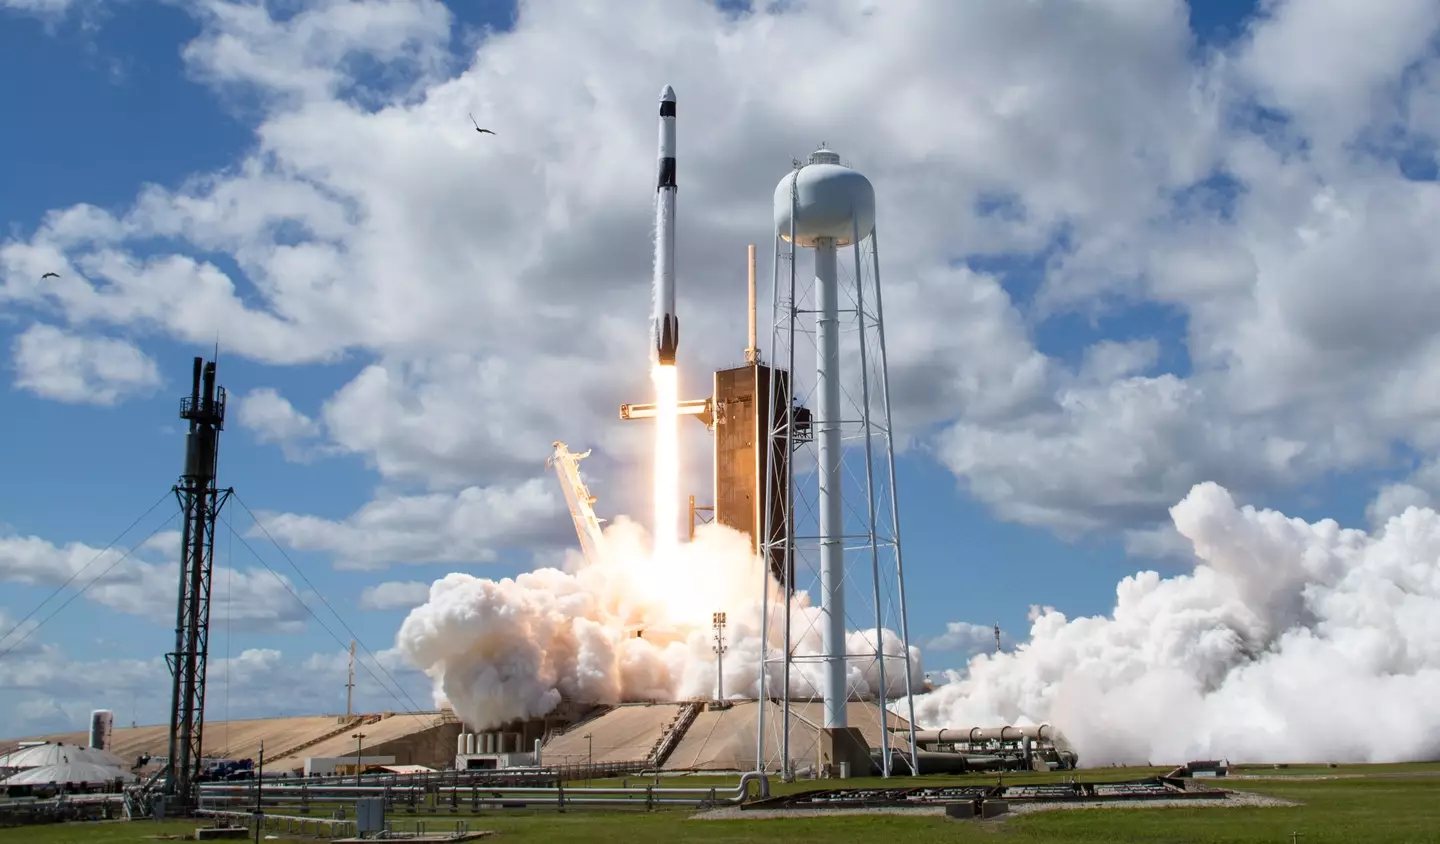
[5,766,1440,843]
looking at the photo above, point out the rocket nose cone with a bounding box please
[660,85,676,102]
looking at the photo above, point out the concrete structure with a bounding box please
[528,699,908,774]
[0,711,461,776]
[302,755,395,777]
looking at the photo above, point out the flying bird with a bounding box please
[40,272,59,279]
[469,113,495,135]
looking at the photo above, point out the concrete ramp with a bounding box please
[663,700,914,772]
[541,703,683,765]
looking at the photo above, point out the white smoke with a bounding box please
[909,481,1440,766]
[396,517,922,731]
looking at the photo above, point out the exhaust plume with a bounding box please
[909,481,1440,765]
[396,518,922,731]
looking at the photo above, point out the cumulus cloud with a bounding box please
[923,621,1009,658]
[0,2,1435,573]
[252,478,565,570]
[910,482,1440,765]
[236,387,323,458]
[0,639,431,739]
[358,580,430,611]
[0,529,310,634]
[10,324,161,405]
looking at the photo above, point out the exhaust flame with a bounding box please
[396,518,923,732]
[652,362,680,561]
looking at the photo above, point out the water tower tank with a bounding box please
[89,709,114,751]
[774,148,876,247]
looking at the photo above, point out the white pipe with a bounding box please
[814,236,846,730]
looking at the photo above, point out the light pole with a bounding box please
[351,732,367,786]
[583,733,592,784]
[253,741,264,844]
[712,612,728,701]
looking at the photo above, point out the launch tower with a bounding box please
[164,356,234,813]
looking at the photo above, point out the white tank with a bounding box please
[774,148,876,247]
[456,734,466,755]
[465,733,476,755]
[89,710,114,751]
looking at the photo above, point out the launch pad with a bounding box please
[619,245,806,590]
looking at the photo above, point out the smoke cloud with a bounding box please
[396,518,922,731]
[910,482,1440,766]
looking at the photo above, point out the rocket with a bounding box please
[653,84,679,366]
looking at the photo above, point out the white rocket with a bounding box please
[653,84,679,365]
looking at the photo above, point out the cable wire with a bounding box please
[224,502,433,727]
[0,489,175,652]
[0,502,181,661]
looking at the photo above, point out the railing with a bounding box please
[649,702,702,768]
[197,772,769,815]
[265,714,373,763]
[196,809,355,839]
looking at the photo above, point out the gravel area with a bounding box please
[1003,789,1300,815]
[695,805,950,820]
[693,788,1299,821]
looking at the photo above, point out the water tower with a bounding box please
[755,147,920,778]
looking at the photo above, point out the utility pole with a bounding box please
[352,732,367,786]
[252,741,263,844]
[712,612,728,700]
[164,355,234,815]
[345,639,356,718]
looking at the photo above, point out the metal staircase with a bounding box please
[648,702,702,768]
[267,714,377,763]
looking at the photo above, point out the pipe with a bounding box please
[814,236,846,730]
[746,243,757,361]
[904,725,1053,745]
[200,773,771,809]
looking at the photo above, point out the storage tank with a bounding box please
[89,710,114,751]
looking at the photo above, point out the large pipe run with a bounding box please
[903,725,1054,745]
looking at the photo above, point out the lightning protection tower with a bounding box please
[755,147,920,779]
[164,356,233,813]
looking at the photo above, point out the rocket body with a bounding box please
[654,85,679,365]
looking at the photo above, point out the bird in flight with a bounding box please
[469,113,495,135]
[41,272,59,279]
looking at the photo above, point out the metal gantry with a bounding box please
[165,356,234,813]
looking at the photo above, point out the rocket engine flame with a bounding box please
[652,363,680,563]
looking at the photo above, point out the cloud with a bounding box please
[0,530,310,634]
[923,621,1008,658]
[10,324,161,405]
[0,0,1436,553]
[358,580,430,611]
[0,639,432,738]
[236,387,323,459]
[252,478,564,571]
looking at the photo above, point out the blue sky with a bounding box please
[4,0,1437,737]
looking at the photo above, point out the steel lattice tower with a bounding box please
[164,356,233,812]
[756,148,920,779]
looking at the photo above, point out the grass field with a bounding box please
[3,763,1438,843]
